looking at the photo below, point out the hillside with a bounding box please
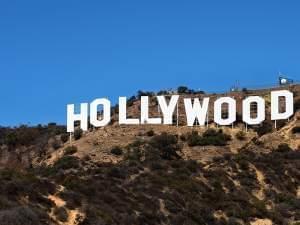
[0,85,299,225]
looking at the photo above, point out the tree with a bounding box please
[149,132,181,160]
[177,86,189,94]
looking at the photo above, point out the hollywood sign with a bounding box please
[67,90,294,132]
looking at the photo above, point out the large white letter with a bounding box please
[184,98,209,126]
[214,97,236,125]
[271,90,294,120]
[119,97,140,125]
[243,96,265,125]
[157,95,179,125]
[141,96,162,124]
[67,103,88,132]
[90,98,111,127]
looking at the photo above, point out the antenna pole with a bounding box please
[176,101,179,127]
[206,111,209,128]
[69,132,72,145]
[157,100,160,115]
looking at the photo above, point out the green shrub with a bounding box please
[294,98,300,111]
[276,143,292,152]
[52,140,61,150]
[53,156,80,171]
[187,129,231,146]
[157,90,169,95]
[137,90,155,98]
[292,126,300,134]
[202,129,231,145]
[149,132,181,160]
[255,121,273,136]
[0,124,67,148]
[186,131,202,146]
[235,131,246,140]
[74,129,83,140]
[64,146,78,155]
[5,132,18,147]
[60,133,69,143]
[177,86,189,94]
[110,146,123,156]
[4,126,39,147]
[54,207,68,222]
[108,167,126,179]
[179,134,186,141]
[146,130,155,137]
[0,206,44,225]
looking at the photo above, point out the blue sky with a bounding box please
[0,0,300,126]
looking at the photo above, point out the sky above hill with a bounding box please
[0,0,300,126]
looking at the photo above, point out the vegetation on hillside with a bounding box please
[0,133,298,225]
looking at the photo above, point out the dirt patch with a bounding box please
[250,218,272,225]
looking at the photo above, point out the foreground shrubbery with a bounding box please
[0,130,299,225]
[46,138,299,225]
[0,169,55,225]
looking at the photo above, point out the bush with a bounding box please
[255,121,273,136]
[110,146,123,156]
[5,132,18,147]
[177,86,189,94]
[179,134,186,141]
[4,126,39,147]
[276,143,292,152]
[53,156,80,171]
[137,90,155,98]
[146,130,155,137]
[292,126,300,134]
[0,124,67,148]
[157,90,169,95]
[187,129,231,146]
[64,146,78,155]
[294,98,300,111]
[60,133,69,143]
[74,129,83,140]
[53,207,68,222]
[186,131,202,146]
[13,126,40,146]
[149,132,181,160]
[236,131,246,140]
[52,140,61,150]
[0,206,44,225]
[276,120,287,129]
[108,167,126,179]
